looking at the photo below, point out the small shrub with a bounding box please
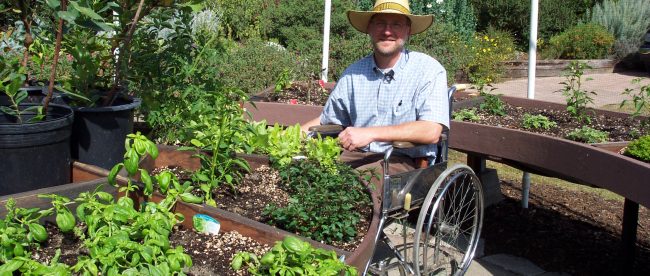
[265,160,372,243]
[542,23,615,59]
[471,0,598,48]
[590,0,650,60]
[566,126,608,143]
[466,27,516,84]
[328,32,371,80]
[480,93,506,116]
[409,0,477,41]
[557,61,596,123]
[453,108,480,122]
[410,22,474,84]
[624,135,650,162]
[522,113,557,130]
[213,0,265,40]
[218,39,308,95]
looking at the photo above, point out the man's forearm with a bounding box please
[338,120,443,151]
[370,121,443,144]
[300,116,322,133]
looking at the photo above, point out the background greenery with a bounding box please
[2,0,649,142]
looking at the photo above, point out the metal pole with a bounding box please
[522,0,539,209]
[527,0,538,99]
[321,0,331,82]
[521,172,530,208]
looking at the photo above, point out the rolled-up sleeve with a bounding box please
[416,66,449,130]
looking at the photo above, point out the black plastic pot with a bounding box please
[71,96,141,170]
[0,103,74,196]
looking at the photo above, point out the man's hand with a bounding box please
[339,127,374,151]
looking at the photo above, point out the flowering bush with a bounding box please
[465,27,516,84]
[542,23,615,59]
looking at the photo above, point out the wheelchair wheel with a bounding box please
[412,164,484,276]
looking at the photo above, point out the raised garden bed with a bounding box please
[136,144,380,272]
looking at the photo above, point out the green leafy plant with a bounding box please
[265,160,372,243]
[108,132,159,198]
[471,0,598,48]
[274,69,293,94]
[0,198,53,263]
[522,113,557,130]
[624,135,650,162]
[0,55,44,123]
[266,124,305,168]
[304,135,342,174]
[182,111,251,206]
[478,88,507,117]
[452,108,480,122]
[621,78,650,128]
[409,21,474,84]
[231,236,357,276]
[557,61,596,123]
[62,185,192,275]
[0,198,72,274]
[565,126,608,143]
[541,23,615,59]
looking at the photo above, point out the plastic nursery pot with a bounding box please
[70,96,141,170]
[0,103,74,196]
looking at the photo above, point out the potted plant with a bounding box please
[44,0,183,169]
[0,1,78,195]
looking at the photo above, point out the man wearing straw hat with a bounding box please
[303,0,448,172]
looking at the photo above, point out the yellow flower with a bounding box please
[484,35,489,40]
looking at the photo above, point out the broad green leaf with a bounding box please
[124,149,139,175]
[57,10,78,22]
[140,169,153,196]
[146,141,159,159]
[0,259,24,273]
[108,163,124,186]
[46,0,61,9]
[69,1,103,20]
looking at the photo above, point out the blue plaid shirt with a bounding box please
[321,49,449,158]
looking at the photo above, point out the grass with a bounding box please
[448,149,624,202]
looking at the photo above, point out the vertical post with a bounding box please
[621,198,639,274]
[522,0,539,209]
[521,172,530,208]
[321,0,332,82]
[527,0,539,99]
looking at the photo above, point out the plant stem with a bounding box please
[16,0,33,72]
[43,0,67,112]
[103,0,146,107]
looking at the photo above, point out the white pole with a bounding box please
[527,0,539,99]
[522,0,539,209]
[321,0,332,82]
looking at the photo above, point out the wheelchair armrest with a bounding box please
[391,133,448,149]
[308,124,343,138]
[308,124,344,133]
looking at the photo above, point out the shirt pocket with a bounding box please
[392,100,413,120]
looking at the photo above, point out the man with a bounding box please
[302,0,449,172]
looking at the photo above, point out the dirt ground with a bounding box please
[482,179,650,276]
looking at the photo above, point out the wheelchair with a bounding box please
[308,86,484,276]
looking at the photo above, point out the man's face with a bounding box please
[367,13,411,58]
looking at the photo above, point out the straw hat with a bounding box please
[347,0,433,35]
